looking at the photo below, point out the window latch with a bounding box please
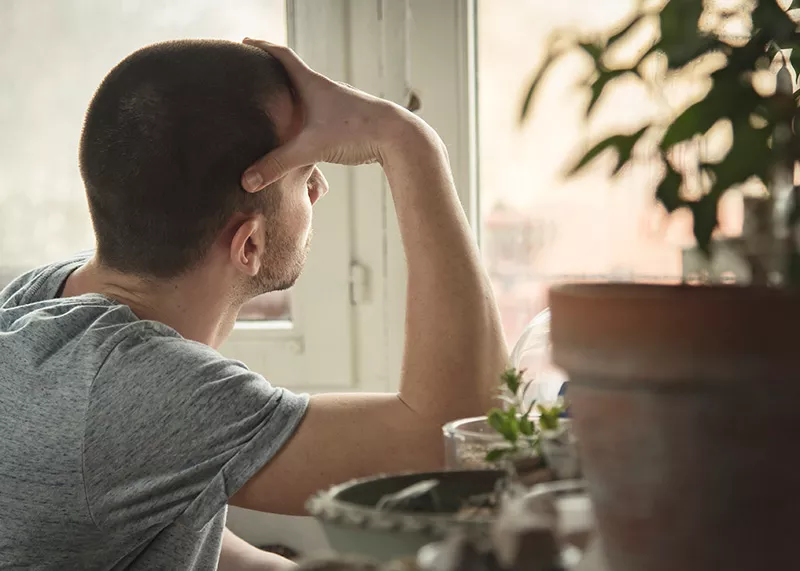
[349,261,371,305]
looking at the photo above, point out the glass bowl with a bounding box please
[443,415,516,469]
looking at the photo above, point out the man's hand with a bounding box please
[241,38,418,191]
[218,528,295,571]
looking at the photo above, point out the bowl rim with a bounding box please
[306,469,505,533]
[442,415,503,442]
[442,414,544,441]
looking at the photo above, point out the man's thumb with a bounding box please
[241,139,311,192]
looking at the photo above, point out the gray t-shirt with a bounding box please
[0,254,309,570]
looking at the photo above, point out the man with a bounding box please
[0,38,506,570]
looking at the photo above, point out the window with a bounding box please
[0,0,289,321]
[363,0,750,365]
[475,0,743,343]
[9,0,739,389]
[1,0,355,388]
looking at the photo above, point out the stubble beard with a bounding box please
[250,227,313,296]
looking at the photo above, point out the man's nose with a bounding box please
[308,166,329,205]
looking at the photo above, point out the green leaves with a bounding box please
[652,55,773,255]
[659,0,703,41]
[587,69,633,116]
[518,415,536,437]
[577,41,604,63]
[500,367,523,395]
[522,13,652,123]
[753,0,797,42]
[661,69,761,152]
[521,51,560,121]
[655,164,684,213]
[711,119,772,192]
[654,114,772,255]
[763,42,782,70]
[485,367,569,465]
[485,368,540,463]
[570,126,648,176]
[487,408,518,443]
[660,36,723,70]
[685,119,771,253]
[790,48,800,81]
[656,0,719,69]
[537,403,564,431]
[661,101,725,150]
[689,193,720,255]
[487,408,504,432]
[517,0,800,285]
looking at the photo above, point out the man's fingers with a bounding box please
[242,38,314,85]
[241,136,314,192]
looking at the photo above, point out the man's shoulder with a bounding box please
[95,323,243,390]
[0,254,213,384]
[0,252,91,308]
[0,254,250,395]
[0,293,183,383]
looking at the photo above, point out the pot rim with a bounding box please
[549,281,800,383]
[550,282,800,299]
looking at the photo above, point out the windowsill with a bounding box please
[234,320,294,331]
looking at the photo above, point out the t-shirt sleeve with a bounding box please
[82,327,309,532]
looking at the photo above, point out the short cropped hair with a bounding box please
[79,39,292,278]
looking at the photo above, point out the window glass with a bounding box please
[0,0,288,320]
[477,0,744,342]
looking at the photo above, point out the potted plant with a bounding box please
[522,1,800,570]
[481,368,578,483]
[445,309,576,479]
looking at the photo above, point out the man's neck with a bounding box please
[62,257,241,348]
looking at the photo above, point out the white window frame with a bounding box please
[346,0,478,391]
[222,0,477,394]
[0,0,360,393]
[220,0,357,391]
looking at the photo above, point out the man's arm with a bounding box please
[380,115,506,423]
[230,41,506,515]
[218,528,294,571]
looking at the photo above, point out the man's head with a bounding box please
[80,39,318,296]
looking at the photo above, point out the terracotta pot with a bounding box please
[549,283,800,571]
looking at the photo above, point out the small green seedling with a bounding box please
[485,367,564,463]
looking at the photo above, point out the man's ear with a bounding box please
[230,216,265,277]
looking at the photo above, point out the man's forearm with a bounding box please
[380,113,507,423]
[218,528,294,571]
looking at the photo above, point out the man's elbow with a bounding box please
[390,393,455,472]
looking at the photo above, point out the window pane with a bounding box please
[477,0,740,343]
[0,0,289,321]
[237,289,291,321]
